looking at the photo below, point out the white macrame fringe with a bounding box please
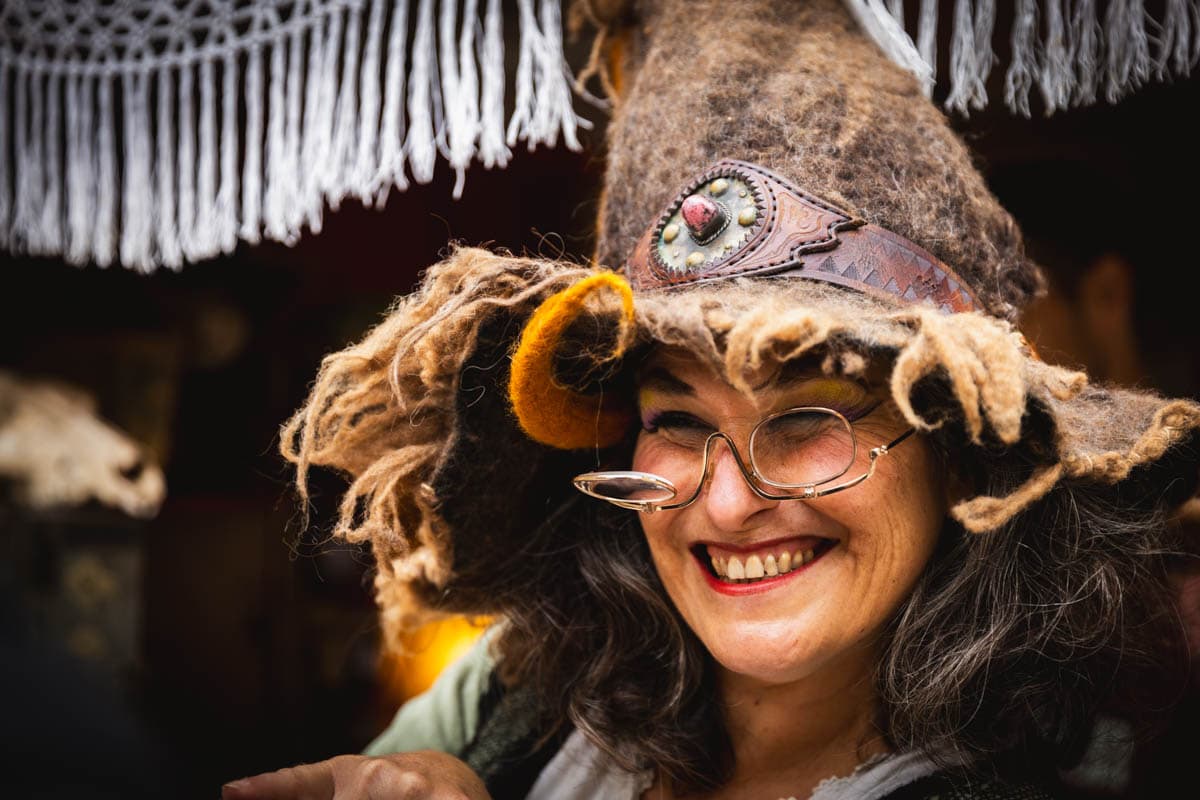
[917,0,939,83]
[849,0,1200,117]
[1005,0,1038,117]
[0,0,583,272]
[843,0,935,96]
[3,1,1196,271]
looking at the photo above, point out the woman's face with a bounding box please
[634,349,947,686]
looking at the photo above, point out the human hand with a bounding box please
[221,751,492,799]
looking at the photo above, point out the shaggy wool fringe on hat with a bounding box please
[280,246,1200,649]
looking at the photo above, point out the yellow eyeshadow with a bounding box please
[777,378,869,410]
[637,387,662,411]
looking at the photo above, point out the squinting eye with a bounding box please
[642,411,712,435]
[834,399,882,423]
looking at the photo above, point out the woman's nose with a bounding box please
[700,438,778,531]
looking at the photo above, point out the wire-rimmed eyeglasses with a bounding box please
[573,406,915,513]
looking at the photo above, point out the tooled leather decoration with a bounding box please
[623,160,983,314]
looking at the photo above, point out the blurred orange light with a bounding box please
[381,616,491,703]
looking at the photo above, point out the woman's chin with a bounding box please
[700,626,827,685]
[711,652,817,685]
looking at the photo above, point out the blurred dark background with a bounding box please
[2,33,1199,800]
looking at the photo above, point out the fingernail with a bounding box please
[222,779,250,797]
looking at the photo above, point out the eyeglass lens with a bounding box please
[598,409,857,503]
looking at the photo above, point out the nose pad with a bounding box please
[705,437,746,487]
[700,435,778,526]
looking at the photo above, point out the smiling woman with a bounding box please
[626,352,948,793]
[226,1,1200,799]
[629,350,944,696]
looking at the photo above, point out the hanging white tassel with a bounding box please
[407,0,438,184]
[944,0,977,113]
[119,67,154,271]
[374,0,411,200]
[1193,0,1200,65]
[65,72,96,265]
[313,5,347,211]
[0,58,9,248]
[193,58,218,258]
[276,29,303,235]
[944,0,996,113]
[1037,0,1072,114]
[328,3,364,209]
[216,53,239,254]
[972,0,996,103]
[155,64,182,270]
[917,0,938,81]
[532,0,586,150]
[1105,0,1152,103]
[1156,0,1194,79]
[24,65,48,254]
[1005,0,1038,117]
[0,58,9,250]
[94,71,117,267]
[39,71,63,254]
[507,0,538,148]
[353,0,387,202]
[1070,0,1102,105]
[441,0,482,197]
[265,35,291,243]
[300,18,327,233]
[176,61,197,258]
[240,44,264,244]
[12,66,41,251]
[478,0,510,169]
[303,8,345,233]
[839,0,933,96]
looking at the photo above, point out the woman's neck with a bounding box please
[642,644,889,800]
[715,644,886,797]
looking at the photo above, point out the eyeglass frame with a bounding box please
[572,405,916,513]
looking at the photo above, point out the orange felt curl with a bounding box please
[509,272,636,449]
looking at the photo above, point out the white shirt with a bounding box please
[527,729,941,800]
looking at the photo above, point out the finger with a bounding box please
[331,757,437,800]
[222,762,336,800]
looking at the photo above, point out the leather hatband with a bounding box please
[622,160,983,314]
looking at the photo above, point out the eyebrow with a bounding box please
[638,364,875,400]
[637,367,696,397]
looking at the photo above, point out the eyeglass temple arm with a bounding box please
[879,427,916,454]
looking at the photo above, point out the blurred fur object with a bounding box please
[0,370,165,518]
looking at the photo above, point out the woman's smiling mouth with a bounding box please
[691,536,838,594]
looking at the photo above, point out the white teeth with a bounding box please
[705,544,829,583]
